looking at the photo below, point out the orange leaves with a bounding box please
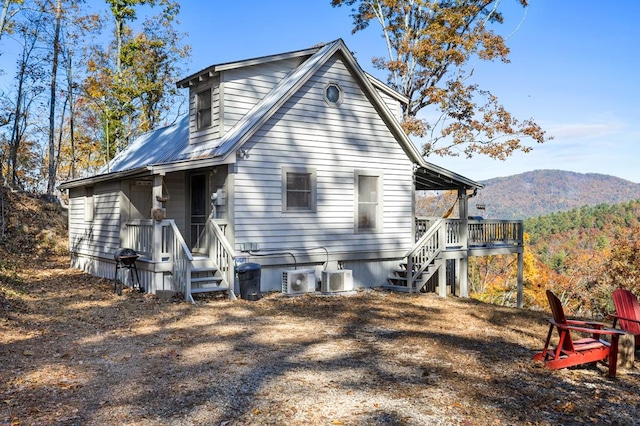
[334,0,549,160]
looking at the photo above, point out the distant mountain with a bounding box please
[471,170,640,219]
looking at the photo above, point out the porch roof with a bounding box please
[415,160,482,191]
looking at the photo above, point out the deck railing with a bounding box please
[125,220,193,298]
[416,217,524,248]
[125,219,154,257]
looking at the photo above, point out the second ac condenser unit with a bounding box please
[321,270,353,293]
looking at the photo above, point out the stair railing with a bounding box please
[405,218,445,291]
[206,218,236,299]
[161,220,194,301]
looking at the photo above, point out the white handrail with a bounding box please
[161,220,193,301]
[406,219,444,291]
[207,218,235,292]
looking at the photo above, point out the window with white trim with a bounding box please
[282,167,317,212]
[324,82,343,106]
[84,186,94,222]
[196,89,212,130]
[355,170,382,232]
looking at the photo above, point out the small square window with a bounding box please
[196,89,212,130]
[282,167,317,212]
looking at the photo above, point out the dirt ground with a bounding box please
[1,256,639,426]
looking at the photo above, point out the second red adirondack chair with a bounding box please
[611,288,640,350]
[533,290,625,378]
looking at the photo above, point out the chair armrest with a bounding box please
[608,314,640,325]
[566,319,606,328]
[600,327,627,336]
[550,320,626,335]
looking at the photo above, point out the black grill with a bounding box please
[114,248,139,265]
[114,248,141,295]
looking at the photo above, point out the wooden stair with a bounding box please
[385,260,440,293]
[187,256,235,302]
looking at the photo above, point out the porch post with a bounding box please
[516,250,524,308]
[458,189,469,298]
[438,259,447,297]
[150,173,165,293]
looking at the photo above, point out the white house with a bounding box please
[59,39,524,304]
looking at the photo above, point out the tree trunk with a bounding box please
[67,54,76,179]
[47,0,63,195]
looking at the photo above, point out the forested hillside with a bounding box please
[472,170,640,219]
[470,198,640,316]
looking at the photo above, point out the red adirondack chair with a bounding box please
[533,290,624,378]
[611,288,640,350]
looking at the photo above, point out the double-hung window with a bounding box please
[196,89,212,130]
[84,186,94,222]
[282,167,317,212]
[355,170,382,232]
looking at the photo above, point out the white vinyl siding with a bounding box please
[222,57,305,134]
[232,54,414,256]
[376,89,404,120]
[68,181,121,259]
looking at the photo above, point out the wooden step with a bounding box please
[191,266,218,274]
[387,276,425,286]
[190,285,229,294]
[191,276,223,284]
[382,283,414,293]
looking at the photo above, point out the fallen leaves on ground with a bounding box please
[1,257,639,425]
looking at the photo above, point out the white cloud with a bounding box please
[546,122,623,140]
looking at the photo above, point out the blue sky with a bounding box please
[5,1,639,183]
[170,1,639,183]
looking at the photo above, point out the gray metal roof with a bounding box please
[176,45,320,89]
[61,39,481,192]
[107,115,190,173]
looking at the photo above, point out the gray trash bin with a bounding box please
[237,262,261,301]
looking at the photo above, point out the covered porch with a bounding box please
[392,164,526,307]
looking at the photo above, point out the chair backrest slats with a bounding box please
[546,290,575,352]
[612,288,640,335]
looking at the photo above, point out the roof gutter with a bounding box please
[58,166,153,190]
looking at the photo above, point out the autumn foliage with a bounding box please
[332,0,549,160]
[471,199,640,317]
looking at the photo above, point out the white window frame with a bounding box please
[324,82,343,107]
[196,89,212,130]
[354,170,383,233]
[282,167,317,212]
[84,186,94,222]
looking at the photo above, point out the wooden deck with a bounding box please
[386,218,525,304]
[416,217,524,251]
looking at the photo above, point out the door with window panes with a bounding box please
[189,173,208,253]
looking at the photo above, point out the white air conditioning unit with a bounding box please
[321,270,354,293]
[282,269,316,295]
